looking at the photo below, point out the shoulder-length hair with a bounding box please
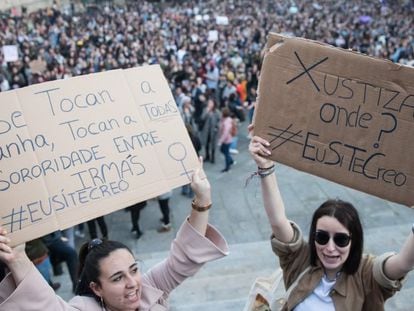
[308,199,363,274]
[221,107,231,118]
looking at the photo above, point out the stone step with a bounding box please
[140,240,277,277]
[169,270,274,306]
[169,298,246,311]
[141,240,278,306]
[385,287,414,311]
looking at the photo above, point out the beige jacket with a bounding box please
[0,218,229,310]
[272,221,403,311]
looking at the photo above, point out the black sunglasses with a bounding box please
[314,230,351,248]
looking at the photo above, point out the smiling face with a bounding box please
[315,216,351,280]
[90,249,141,311]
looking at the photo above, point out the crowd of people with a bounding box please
[0,0,413,160]
[0,0,413,307]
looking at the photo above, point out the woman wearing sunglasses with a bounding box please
[249,132,414,310]
[0,159,229,311]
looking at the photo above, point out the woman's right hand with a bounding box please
[248,124,274,168]
[0,226,31,284]
[0,227,15,264]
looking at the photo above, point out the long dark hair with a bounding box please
[75,239,133,299]
[309,199,363,274]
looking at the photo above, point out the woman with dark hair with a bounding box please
[0,159,229,310]
[248,130,414,310]
[200,99,220,164]
[308,200,364,276]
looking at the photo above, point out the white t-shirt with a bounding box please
[294,274,336,311]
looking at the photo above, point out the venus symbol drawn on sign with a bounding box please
[168,142,193,181]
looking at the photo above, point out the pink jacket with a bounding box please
[0,219,229,311]
[218,116,233,145]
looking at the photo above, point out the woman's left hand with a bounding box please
[191,157,211,206]
[189,157,211,235]
[248,124,274,168]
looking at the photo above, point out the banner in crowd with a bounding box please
[254,33,414,207]
[0,65,199,245]
[216,16,229,25]
[208,30,219,42]
[2,45,18,62]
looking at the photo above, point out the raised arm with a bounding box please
[188,157,211,236]
[0,228,85,310]
[383,225,414,280]
[248,127,294,243]
[143,157,228,294]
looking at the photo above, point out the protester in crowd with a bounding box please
[62,227,75,249]
[0,74,10,92]
[221,79,237,106]
[157,191,173,233]
[42,231,79,293]
[192,76,208,131]
[244,85,257,126]
[229,114,240,155]
[87,216,109,240]
[180,95,196,130]
[248,126,414,310]
[174,86,187,111]
[204,59,219,93]
[200,98,221,164]
[227,92,245,125]
[127,200,147,239]
[75,223,86,239]
[218,107,234,173]
[25,239,61,291]
[0,159,228,310]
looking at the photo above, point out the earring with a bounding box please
[99,296,105,311]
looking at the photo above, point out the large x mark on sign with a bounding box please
[286,52,329,92]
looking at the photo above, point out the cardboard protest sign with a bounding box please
[254,33,414,207]
[29,59,47,74]
[0,65,199,245]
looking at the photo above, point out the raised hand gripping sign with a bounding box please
[0,65,199,245]
[254,33,414,207]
